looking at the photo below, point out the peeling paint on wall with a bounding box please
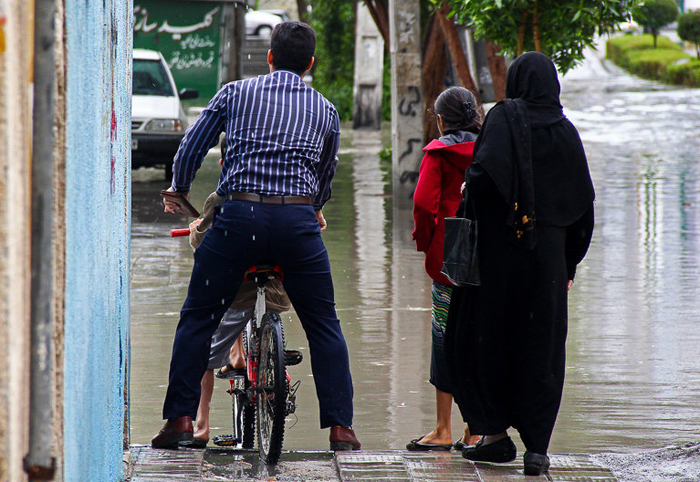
[0,16,6,53]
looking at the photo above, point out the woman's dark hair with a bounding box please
[270,22,316,75]
[434,86,482,134]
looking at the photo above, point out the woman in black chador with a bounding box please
[446,52,595,476]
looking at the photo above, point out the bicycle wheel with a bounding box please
[256,312,287,464]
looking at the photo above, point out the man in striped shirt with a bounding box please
[153,22,360,452]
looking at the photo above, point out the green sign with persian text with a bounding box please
[133,1,222,100]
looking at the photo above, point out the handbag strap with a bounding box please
[461,182,477,220]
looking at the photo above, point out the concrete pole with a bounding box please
[25,0,57,478]
[221,0,248,84]
[389,0,423,209]
[352,2,384,130]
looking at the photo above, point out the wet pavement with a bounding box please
[125,445,620,481]
[129,43,700,482]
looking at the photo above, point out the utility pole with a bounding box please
[389,0,423,209]
[353,2,384,130]
[222,0,248,83]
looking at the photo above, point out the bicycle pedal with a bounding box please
[232,375,245,391]
[286,396,297,415]
[284,350,303,366]
[212,434,239,447]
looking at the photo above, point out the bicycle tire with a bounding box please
[256,312,287,464]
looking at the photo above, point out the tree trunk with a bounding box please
[364,0,390,49]
[422,14,448,144]
[485,41,507,101]
[437,3,482,105]
[296,0,310,24]
[517,10,528,55]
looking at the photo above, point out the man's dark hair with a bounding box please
[270,22,316,75]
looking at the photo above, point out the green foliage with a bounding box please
[665,58,700,84]
[606,34,698,86]
[440,0,640,74]
[309,0,356,120]
[678,10,700,58]
[633,0,678,47]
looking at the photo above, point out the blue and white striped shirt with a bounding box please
[171,70,340,211]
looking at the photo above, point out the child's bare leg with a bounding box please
[229,334,246,369]
[194,369,214,441]
[417,388,453,445]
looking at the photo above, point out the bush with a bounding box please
[633,0,679,48]
[606,34,680,68]
[678,10,700,59]
[665,59,700,85]
[606,34,698,86]
[626,48,690,78]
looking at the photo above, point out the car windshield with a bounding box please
[133,59,174,96]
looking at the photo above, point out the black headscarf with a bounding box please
[471,52,594,249]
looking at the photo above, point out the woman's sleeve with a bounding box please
[412,151,442,252]
[565,205,595,281]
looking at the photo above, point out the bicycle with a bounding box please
[171,227,301,464]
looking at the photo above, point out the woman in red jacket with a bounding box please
[407,86,482,451]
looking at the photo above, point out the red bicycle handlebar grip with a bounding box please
[170,228,191,237]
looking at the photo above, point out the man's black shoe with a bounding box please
[462,436,516,463]
[523,451,550,476]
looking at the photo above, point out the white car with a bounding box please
[245,9,283,37]
[131,49,198,178]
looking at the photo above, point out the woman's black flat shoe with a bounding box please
[462,436,516,463]
[523,451,550,475]
[406,435,453,451]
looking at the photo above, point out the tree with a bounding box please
[634,0,679,48]
[678,9,700,58]
[309,0,357,120]
[440,0,641,74]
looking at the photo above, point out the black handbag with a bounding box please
[441,187,480,287]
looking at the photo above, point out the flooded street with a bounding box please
[130,48,700,479]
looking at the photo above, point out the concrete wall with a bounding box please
[63,0,132,480]
[0,3,34,481]
[0,0,130,480]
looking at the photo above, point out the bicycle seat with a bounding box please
[244,264,284,283]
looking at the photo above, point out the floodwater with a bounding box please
[130,48,700,480]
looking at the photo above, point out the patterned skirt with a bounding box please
[429,281,454,393]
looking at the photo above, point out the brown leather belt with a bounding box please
[226,192,312,205]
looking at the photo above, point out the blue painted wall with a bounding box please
[64,1,131,480]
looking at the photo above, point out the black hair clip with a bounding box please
[462,101,476,122]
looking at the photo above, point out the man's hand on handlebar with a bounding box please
[163,187,187,215]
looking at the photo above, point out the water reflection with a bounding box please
[130,50,700,468]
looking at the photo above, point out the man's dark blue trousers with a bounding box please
[162,199,354,428]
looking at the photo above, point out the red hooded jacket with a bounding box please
[412,136,475,285]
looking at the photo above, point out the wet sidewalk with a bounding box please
[124,445,619,481]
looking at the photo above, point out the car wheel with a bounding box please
[256,25,273,37]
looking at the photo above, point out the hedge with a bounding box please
[606,34,699,87]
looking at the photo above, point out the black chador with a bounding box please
[446,52,595,456]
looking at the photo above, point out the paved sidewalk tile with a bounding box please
[129,445,205,481]
[125,446,620,482]
[336,451,619,482]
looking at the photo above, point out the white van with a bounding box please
[131,49,198,178]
